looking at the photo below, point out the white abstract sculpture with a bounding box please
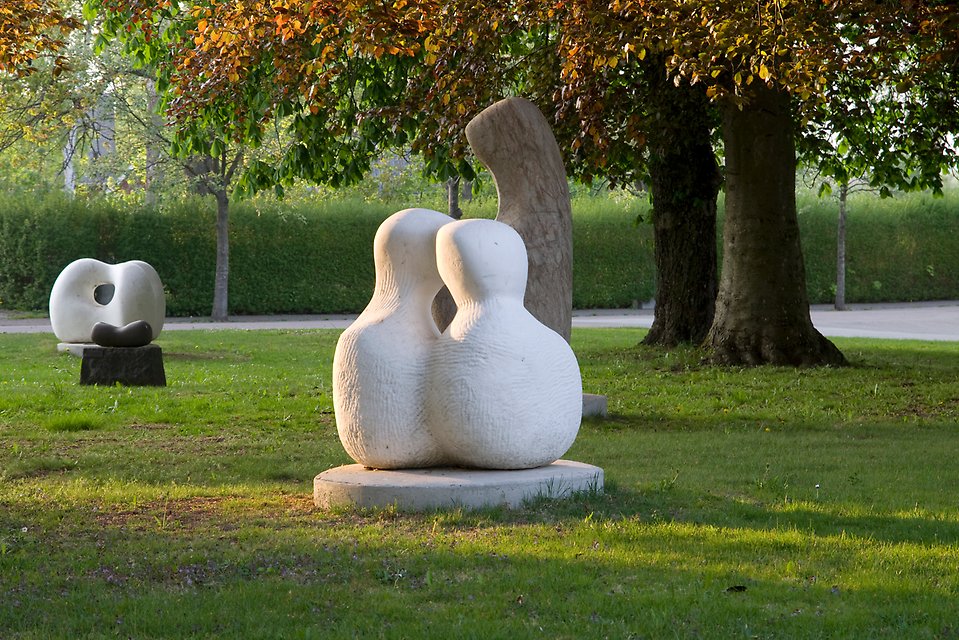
[49,258,165,344]
[333,208,452,469]
[332,211,582,471]
[427,219,582,469]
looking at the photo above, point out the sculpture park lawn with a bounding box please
[1,328,958,638]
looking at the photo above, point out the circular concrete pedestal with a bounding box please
[314,460,603,511]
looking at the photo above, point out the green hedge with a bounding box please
[798,190,959,304]
[1,189,957,315]
[0,195,392,316]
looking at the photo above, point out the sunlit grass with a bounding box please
[2,329,958,638]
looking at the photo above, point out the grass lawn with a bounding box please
[2,328,958,639]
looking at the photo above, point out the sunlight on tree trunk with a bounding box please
[706,85,846,366]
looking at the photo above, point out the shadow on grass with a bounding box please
[537,483,959,548]
[2,486,957,638]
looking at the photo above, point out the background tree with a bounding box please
[94,0,959,362]
[587,0,959,365]
[86,0,308,320]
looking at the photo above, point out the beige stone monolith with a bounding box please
[433,97,573,341]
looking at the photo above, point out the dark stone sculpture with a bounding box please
[91,320,154,348]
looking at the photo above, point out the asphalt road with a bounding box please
[2,301,958,341]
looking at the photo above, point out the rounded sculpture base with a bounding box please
[57,343,95,358]
[314,460,603,511]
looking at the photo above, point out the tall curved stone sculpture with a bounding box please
[465,97,574,342]
[332,208,452,469]
[427,219,582,469]
[49,259,165,344]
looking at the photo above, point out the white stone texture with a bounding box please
[332,208,453,469]
[427,219,582,469]
[333,213,583,471]
[314,460,603,510]
[49,259,165,344]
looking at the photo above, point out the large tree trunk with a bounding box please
[643,71,721,346]
[212,188,230,322]
[706,86,846,366]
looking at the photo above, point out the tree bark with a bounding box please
[431,179,464,331]
[706,85,846,366]
[212,187,230,322]
[446,176,463,219]
[144,78,164,206]
[62,125,78,196]
[642,71,721,346]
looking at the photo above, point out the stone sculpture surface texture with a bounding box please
[332,210,582,471]
[49,259,165,344]
[333,208,452,470]
[427,219,582,469]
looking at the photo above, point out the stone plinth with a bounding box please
[583,393,608,418]
[314,459,603,511]
[80,344,166,387]
[58,343,95,357]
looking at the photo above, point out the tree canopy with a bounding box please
[87,0,959,363]
[0,0,78,77]
[99,1,959,191]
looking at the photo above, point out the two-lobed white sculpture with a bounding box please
[49,258,165,344]
[332,209,582,471]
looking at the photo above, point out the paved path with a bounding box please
[2,301,958,341]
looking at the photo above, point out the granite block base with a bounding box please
[80,344,166,386]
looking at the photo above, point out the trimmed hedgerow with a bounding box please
[0,189,957,315]
[0,194,391,316]
[798,189,959,304]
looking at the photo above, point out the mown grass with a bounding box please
[2,329,959,638]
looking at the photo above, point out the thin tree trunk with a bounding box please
[642,67,721,346]
[447,176,463,219]
[144,78,163,206]
[835,182,848,311]
[706,85,846,366]
[212,188,230,321]
[63,126,78,196]
[431,179,464,331]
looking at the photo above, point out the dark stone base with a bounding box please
[80,344,166,386]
